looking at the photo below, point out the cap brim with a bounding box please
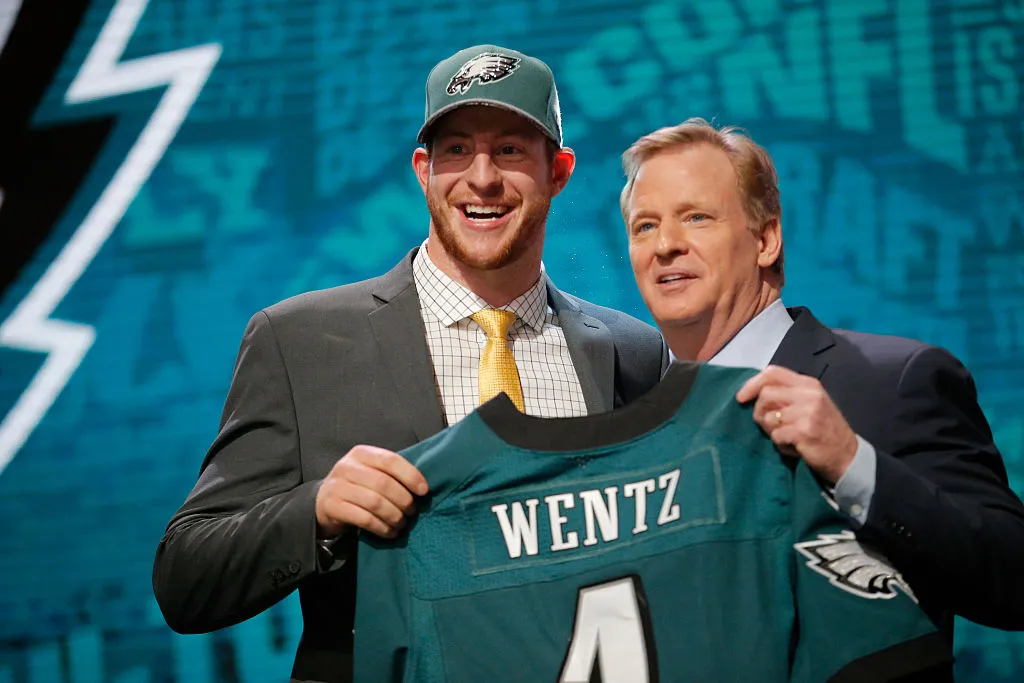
[417,99,560,146]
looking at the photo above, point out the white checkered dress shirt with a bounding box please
[413,246,588,425]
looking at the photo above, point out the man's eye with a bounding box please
[636,222,656,233]
[497,143,528,155]
[447,144,465,155]
[689,213,709,222]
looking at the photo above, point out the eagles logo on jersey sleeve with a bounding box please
[446,52,520,95]
[795,530,918,602]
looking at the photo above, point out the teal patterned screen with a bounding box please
[0,0,1021,680]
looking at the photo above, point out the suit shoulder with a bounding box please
[831,328,963,372]
[833,328,928,355]
[259,272,403,323]
[563,293,660,339]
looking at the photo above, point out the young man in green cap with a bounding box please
[153,45,666,682]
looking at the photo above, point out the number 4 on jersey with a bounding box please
[559,575,658,683]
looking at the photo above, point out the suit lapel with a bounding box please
[770,306,835,380]
[367,252,447,441]
[549,283,615,413]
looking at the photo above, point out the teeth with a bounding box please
[660,274,686,283]
[464,204,510,218]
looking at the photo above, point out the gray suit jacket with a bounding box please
[152,249,668,682]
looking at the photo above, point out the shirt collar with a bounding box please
[706,299,794,370]
[412,243,548,332]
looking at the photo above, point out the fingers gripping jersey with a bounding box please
[354,363,950,682]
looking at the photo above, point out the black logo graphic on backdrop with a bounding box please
[0,0,113,296]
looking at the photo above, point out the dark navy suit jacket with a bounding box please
[772,307,1024,640]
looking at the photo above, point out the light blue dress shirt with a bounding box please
[693,300,876,526]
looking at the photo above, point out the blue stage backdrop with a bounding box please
[0,0,1021,681]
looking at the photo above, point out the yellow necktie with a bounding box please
[471,309,525,411]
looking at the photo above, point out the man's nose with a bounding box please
[465,152,502,194]
[655,221,690,259]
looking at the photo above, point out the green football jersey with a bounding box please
[354,362,950,682]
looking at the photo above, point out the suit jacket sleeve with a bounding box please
[859,345,1024,630]
[152,310,323,633]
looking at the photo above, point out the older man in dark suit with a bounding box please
[152,45,666,683]
[621,118,1024,649]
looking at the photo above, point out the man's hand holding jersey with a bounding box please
[736,365,859,486]
[315,445,430,539]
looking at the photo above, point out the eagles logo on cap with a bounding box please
[419,45,562,146]
[446,53,521,96]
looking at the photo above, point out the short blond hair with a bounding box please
[620,118,784,281]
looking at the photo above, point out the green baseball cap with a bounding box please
[418,45,563,147]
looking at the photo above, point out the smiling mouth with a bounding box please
[657,273,695,284]
[461,204,514,222]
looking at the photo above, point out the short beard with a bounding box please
[426,189,550,271]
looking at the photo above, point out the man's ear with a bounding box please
[550,147,576,197]
[757,217,783,270]
[412,147,431,194]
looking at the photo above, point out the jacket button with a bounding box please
[289,561,301,574]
